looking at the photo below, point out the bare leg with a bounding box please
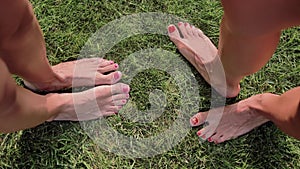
[0,58,130,133]
[0,0,120,91]
[168,0,300,98]
[0,1,131,133]
[168,23,238,97]
[218,0,300,89]
[0,57,51,132]
[168,0,300,142]
[190,87,300,143]
[168,22,281,98]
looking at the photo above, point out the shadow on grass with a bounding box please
[15,122,98,168]
[243,122,300,168]
[172,123,299,169]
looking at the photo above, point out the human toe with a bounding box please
[98,58,114,67]
[168,24,181,39]
[112,93,130,100]
[183,22,194,36]
[197,128,209,141]
[113,99,128,106]
[98,63,119,73]
[96,71,122,84]
[111,83,130,95]
[177,22,189,38]
[190,112,208,126]
[101,111,117,116]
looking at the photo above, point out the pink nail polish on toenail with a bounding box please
[197,131,201,136]
[114,72,120,79]
[110,61,114,64]
[168,26,175,33]
[207,138,212,142]
[178,22,182,26]
[123,87,128,93]
[114,64,118,68]
[184,23,188,27]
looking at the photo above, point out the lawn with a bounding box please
[1,0,300,168]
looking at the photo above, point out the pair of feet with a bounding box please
[167,22,269,143]
[25,58,130,122]
[26,22,269,144]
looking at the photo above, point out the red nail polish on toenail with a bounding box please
[192,117,198,125]
[168,26,175,33]
[178,22,182,26]
[110,61,114,64]
[114,64,119,68]
[184,23,188,27]
[207,138,212,142]
[197,131,201,136]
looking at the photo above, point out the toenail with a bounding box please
[184,23,188,27]
[123,87,129,93]
[207,138,213,142]
[114,72,120,79]
[197,131,201,136]
[110,61,114,64]
[168,26,176,33]
[114,63,119,68]
[122,100,126,103]
[126,94,130,98]
[192,117,198,125]
[178,22,182,26]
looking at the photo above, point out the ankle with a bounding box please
[223,73,242,97]
[224,72,241,87]
[24,72,66,91]
[226,83,240,98]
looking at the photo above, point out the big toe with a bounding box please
[190,112,208,127]
[168,24,181,41]
[111,83,130,95]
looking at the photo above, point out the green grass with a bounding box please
[1,0,300,168]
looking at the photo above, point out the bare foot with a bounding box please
[47,83,130,121]
[168,22,240,98]
[24,58,122,91]
[190,97,269,143]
